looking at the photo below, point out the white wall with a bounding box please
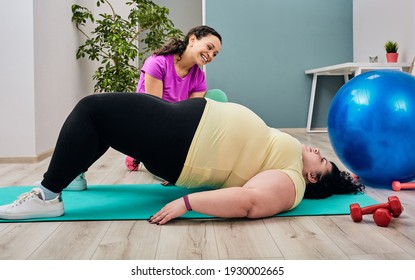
[0,0,201,159]
[353,0,415,63]
[0,0,95,159]
[33,0,96,157]
[0,0,37,158]
[154,0,202,34]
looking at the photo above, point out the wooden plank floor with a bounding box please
[0,129,414,260]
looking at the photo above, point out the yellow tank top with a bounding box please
[176,99,305,208]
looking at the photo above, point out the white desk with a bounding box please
[305,62,412,133]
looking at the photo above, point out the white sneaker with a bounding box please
[33,172,87,191]
[66,173,87,191]
[0,188,64,220]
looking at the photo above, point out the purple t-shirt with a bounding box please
[136,54,207,102]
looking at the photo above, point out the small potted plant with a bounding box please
[384,40,399,63]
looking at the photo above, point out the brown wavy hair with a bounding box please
[154,25,222,60]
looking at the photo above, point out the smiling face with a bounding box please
[188,34,222,66]
[301,144,333,183]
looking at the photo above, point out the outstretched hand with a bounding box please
[148,198,188,225]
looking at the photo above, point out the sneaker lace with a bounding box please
[12,189,41,207]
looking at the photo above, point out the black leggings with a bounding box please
[42,93,206,192]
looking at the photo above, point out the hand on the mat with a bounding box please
[149,198,187,225]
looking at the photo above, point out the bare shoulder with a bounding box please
[243,170,297,217]
[243,170,295,191]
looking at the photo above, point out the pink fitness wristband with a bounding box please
[183,195,192,211]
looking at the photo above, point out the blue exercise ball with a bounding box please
[328,69,415,188]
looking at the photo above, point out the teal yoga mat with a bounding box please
[0,184,378,222]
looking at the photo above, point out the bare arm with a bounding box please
[189,91,206,98]
[149,169,296,225]
[143,73,163,98]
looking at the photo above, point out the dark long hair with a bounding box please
[304,162,365,199]
[154,25,222,59]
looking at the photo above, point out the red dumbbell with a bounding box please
[349,196,404,223]
[373,208,393,227]
[392,181,415,191]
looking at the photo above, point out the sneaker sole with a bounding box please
[0,209,64,220]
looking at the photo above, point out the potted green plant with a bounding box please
[71,0,183,93]
[384,40,399,63]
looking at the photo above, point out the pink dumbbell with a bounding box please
[125,156,140,171]
[392,181,415,191]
